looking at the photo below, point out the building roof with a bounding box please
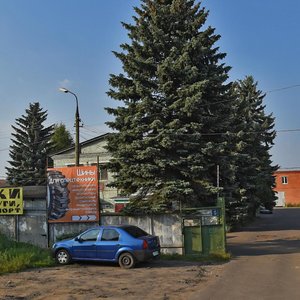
[50,133,111,156]
[275,168,300,173]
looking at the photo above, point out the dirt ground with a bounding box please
[0,259,225,300]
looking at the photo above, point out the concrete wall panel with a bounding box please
[0,216,16,239]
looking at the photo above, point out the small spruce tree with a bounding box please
[51,123,74,153]
[6,102,54,186]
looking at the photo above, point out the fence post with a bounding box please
[15,215,19,242]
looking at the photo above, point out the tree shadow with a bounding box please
[227,208,300,257]
[229,238,300,257]
[234,208,300,232]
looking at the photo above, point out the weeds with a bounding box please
[0,233,54,275]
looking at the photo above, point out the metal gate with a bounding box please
[183,220,202,255]
[182,198,226,255]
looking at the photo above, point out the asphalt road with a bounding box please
[190,208,300,300]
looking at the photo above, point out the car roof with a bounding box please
[89,225,137,230]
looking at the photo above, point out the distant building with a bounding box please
[274,169,300,206]
[50,133,128,212]
[0,179,7,187]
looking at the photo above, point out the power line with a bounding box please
[192,83,300,108]
[82,125,107,135]
[266,84,300,93]
[277,129,300,133]
[142,128,300,137]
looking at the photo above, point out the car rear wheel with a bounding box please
[56,249,71,265]
[118,252,136,269]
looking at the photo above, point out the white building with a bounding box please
[50,133,128,212]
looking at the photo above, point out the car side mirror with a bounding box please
[75,236,82,242]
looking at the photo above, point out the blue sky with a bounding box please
[0,0,300,178]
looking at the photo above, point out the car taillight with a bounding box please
[142,239,148,249]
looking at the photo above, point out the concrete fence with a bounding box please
[0,186,184,254]
[101,214,183,254]
[0,186,48,248]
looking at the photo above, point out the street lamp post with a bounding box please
[59,87,81,166]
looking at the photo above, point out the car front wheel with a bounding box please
[118,252,136,269]
[56,249,71,265]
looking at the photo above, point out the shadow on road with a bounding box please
[73,259,218,270]
[235,208,300,232]
[227,208,300,257]
[229,238,300,256]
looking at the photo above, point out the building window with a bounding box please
[90,163,108,180]
[99,166,108,181]
[281,176,288,184]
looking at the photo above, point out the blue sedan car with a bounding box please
[52,225,160,269]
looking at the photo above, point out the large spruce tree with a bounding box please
[231,76,278,219]
[6,102,54,186]
[106,0,234,211]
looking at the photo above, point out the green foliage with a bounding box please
[106,0,234,212]
[0,233,54,274]
[105,1,277,225]
[6,102,54,186]
[228,76,278,225]
[51,123,74,153]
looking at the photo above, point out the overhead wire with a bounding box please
[266,84,300,93]
[1,83,300,178]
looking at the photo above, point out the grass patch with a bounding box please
[161,252,231,263]
[0,233,55,275]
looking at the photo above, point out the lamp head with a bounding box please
[59,87,69,93]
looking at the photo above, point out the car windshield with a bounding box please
[123,226,149,238]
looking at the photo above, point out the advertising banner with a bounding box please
[0,187,23,215]
[47,166,99,223]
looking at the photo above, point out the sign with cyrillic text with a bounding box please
[47,166,99,223]
[0,187,23,215]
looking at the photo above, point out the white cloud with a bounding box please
[58,79,72,88]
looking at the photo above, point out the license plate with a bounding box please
[153,251,159,256]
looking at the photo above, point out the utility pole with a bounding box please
[59,87,81,166]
